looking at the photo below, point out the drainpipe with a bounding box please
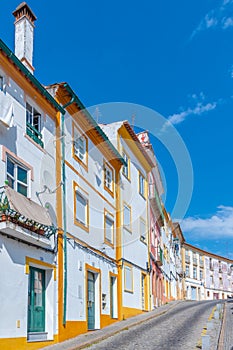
[61,95,75,326]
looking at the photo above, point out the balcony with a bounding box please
[26,122,44,148]
[0,186,56,248]
[185,255,190,264]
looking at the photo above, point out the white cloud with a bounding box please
[168,101,217,125]
[180,206,233,238]
[222,16,233,28]
[190,0,233,39]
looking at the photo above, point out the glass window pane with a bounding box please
[17,183,27,197]
[7,175,14,189]
[122,153,128,177]
[105,216,113,242]
[18,166,27,184]
[76,192,87,225]
[124,205,130,229]
[140,220,146,240]
[125,266,132,291]
[7,159,14,176]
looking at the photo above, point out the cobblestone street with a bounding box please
[86,301,219,350]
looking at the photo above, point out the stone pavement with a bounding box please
[40,301,181,350]
[218,300,233,350]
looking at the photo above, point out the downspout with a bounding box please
[61,95,75,326]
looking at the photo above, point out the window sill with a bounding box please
[122,172,131,182]
[124,289,134,294]
[139,193,146,200]
[123,226,132,234]
[104,185,114,198]
[24,134,46,153]
[74,219,89,232]
[104,239,114,248]
[73,152,88,171]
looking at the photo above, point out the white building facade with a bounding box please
[0,3,64,348]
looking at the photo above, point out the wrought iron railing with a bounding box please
[0,187,56,237]
[26,122,44,148]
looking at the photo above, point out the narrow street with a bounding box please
[87,301,220,350]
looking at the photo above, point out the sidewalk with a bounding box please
[40,301,181,350]
[218,300,233,350]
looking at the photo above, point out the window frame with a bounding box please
[74,183,89,232]
[124,263,133,293]
[26,102,43,148]
[193,266,197,279]
[138,171,146,199]
[6,155,29,197]
[0,75,3,91]
[104,209,114,247]
[123,202,132,233]
[103,161,114,196]
[140,217,147,244]
[72,124,88,170]
[122,149,130,180]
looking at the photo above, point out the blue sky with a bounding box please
[1,1,233,258]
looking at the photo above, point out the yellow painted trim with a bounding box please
[72,122,88,171]
[138,171,146,199]
[124,262,133,293]
[109,271,118,320]
[73,181,90,233]
[25,257,56,280]
[139,217,147,245]
[100,314,118,328]
[118,126,151,173]
[123,201,132,233]
[103,160,114,198]
[85,264,101,330]
[0,53,58,119]
[65,160,116,210]
[122,148,131,181]
[141,272,149,311]
[122,306,143,320]
[66,232,117,264]
[0,335,59,350]
[115,170,123,320]
[104,209,114,247]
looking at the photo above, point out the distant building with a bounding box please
[182,243,233,300]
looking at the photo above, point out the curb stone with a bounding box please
[40,301,182,350]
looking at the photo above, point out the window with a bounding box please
[193,267,197,279]
[200,269,203,280]
[122,151,130,179]
[0,76,3,91]
[124,264,133,292]
[139,172,145,198]
[104,212,114,245]
[26,102,43,148]
[104,162,114,194]
[75,191,89,230]
[185,265,190,277]
[123,203,131,232]
[6,156,28,197]
[73,127,88,166]
[140,218,147,242]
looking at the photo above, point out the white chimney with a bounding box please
[13,2,37,74]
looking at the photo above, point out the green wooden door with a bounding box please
[87,272,95,330]
[28,267,45,332]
